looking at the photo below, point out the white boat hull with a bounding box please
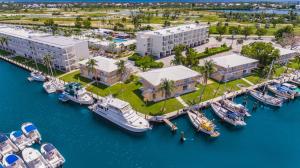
[249,90,282,107]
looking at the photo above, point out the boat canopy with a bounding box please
[5,154,19,165]
[13,131,23,138]
[0,134,8,143]
[44,143,55,152]
[227,111,238,120]
[25,124,37,133]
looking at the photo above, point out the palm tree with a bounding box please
[159,79,175,113]
[43,54,54,76]
[0,36,7,48]
[86,58,98,81]
[116,60,127,81]
[198,60,215,102]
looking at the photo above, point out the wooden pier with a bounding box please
[163,118,178,132]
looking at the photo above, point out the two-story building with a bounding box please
[209,54,259,82]
[138,65,201,102]
[136,23,209,58]
[79,56,131,86]
[275,47,299,64]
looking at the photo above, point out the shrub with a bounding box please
[128,53,141,61]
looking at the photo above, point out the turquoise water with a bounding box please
[1,59,300,168]
[113,38,127,43]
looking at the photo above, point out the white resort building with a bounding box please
[209,54,259,82]
[0,26,90,71]
[275,47,299,64]
[79,56,131,86]
[136,23,209,58]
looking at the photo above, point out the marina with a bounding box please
[1,58,300,167]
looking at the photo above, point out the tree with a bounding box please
[242,26,253,39]
[159,79,175,113]
[163,20,171,27]
[44,19,54,26]
[278,32,298,49]
[241,42,280,67]
[0,36,8,48]
[74,16,82,28]
[131,15,142,30]
[198,60,215,102]
[216,23,227,37]
[184,48,198,67]
[171,44,185,65]
[228,26,240,39]
[43,54,54,76]
[255,28,267,39]
[116,60,127,81]
[83,19,91,28]
[294,55,300,69]
[274,25,294,41]
[86,58,98,81]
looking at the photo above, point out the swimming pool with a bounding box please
[112,38,127,43]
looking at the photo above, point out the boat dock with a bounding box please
[163,118,178,132]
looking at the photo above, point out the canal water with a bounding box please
[1,59,300,168]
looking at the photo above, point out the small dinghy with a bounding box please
[10,130,33,151]
[41,143,65,168]
[249,90,283,107]
[21,123,42,144]
[28,71,46,82]
[211,102,246,127]
[43,79,64,94]
[220,99,251,117]
[22,148,50,168]
[3,154,27,168]
[187,110,220,137]
[0,134,19,157]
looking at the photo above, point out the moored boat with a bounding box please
[282,83,300,96]
[43,79,64,94]
[249,90,283,107]
[59,82,94,105]
[41,143,65,168]
[0,134,19,157]
[21,123,42,144]
[220,99,251,117]
[28,71,46,82]
[211,102,246,127]
[267,84,295,100]
[187,110,220,137]
[22,148,50,168]
[89,96,151,133]
[3,154,27,168]
[9,131,33,151]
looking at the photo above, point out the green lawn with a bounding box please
[288,60,300,70]
[244,75,264,85]
[59,70,92,86]
[86,79,183,116]
[181,79,251,106]
[0,49,11,56]
[11,56,64,76]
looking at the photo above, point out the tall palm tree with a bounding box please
[86,58,98,81]
[43,54,54,76]
[159,79,175,113]
[198,60,215,102]
[116,60,127,81]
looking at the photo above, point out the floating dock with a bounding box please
[163,118,178,132]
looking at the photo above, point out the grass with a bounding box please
[181,78,251,105]
[86,79,184,115]
[244,75,263,85]
[11,56,64,76]
[0,49,11,56]
[59,70,92,86]
[288,60,300,70]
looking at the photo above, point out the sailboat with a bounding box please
[187,110,220,137]
[220,99,251,117]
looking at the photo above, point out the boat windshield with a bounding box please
[120,105,131,113]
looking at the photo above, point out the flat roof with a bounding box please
[210,54,258,68]
[275,47,298,56]
[138,65,200,86]
[139,23,208,36]
[0,26,85,47]
[79,56,119,73]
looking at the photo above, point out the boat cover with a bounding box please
[44,143,55,152]
[0,163,3,168]
[25,124,37,133]
[227,111,238,120]
[5,154,19,165]
[0,134,8,143]
[13,131,23,138]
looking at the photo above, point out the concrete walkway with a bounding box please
[242,78,254,86]
[57,69,79,78]
[84,81,96,88]
[176,96,188,107]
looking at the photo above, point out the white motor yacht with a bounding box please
[59,82,94,105]
[10,130,33,151]
[89,96,151,133]
[249,90,283,107]
[41,143,65,168]
[43,79,64,94]
[3,154,27,168]
[21,123,42,144]
[22,148,50,168]
[28,71,46,82]
[0,134,19,157]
